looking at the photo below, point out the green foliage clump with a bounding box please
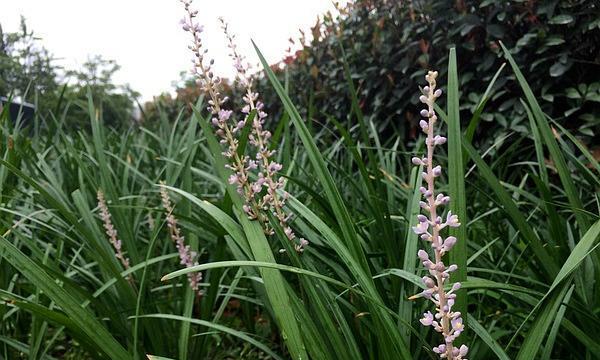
[0,18,59,109]
[255,0,599,145]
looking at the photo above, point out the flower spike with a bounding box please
[412,70,468,360]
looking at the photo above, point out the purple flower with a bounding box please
[435,193,451,205]
[412,221,429,235]
[268,162,283,173]
[420,311,434,326]
[228,174,239,185]
[458,344,469,357]
[433,344,446,354]
[218,109,233,122]
[445,211,461,227]
[441,236,457,253]
[452,317,464,334]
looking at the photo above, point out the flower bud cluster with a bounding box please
[97,190,130,270]
[220,18,308,252]
[160,182,203,296]
[412,71,467,360]
[180,0,222,106]
[179,1,260,222]
[179,0,307,253]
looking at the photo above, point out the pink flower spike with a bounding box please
[412,69,466,356]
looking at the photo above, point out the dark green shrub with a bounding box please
[255,0,599,147]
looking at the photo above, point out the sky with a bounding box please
[1,0,347,101]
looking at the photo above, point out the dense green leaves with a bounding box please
[207,0,600,148]
[0,236,130,360]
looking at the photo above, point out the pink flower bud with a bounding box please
[442,236,457,252]
[417,249,429,261]
[422,276,435,288]
[433,135,447,145]
[433,344,446,354]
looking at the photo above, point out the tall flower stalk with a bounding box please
[219,18,308,252]
[97,190,130,271]
[178,0,306,252]
[411,71,468,359]
[179,0,261,220]
[159,182,202,296]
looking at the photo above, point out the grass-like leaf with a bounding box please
[0,236,130,360]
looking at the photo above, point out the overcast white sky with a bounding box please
[1,0,347,101]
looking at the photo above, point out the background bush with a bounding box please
[0,18,138,130]
[156,0,599,150]
[267,0,599,144]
